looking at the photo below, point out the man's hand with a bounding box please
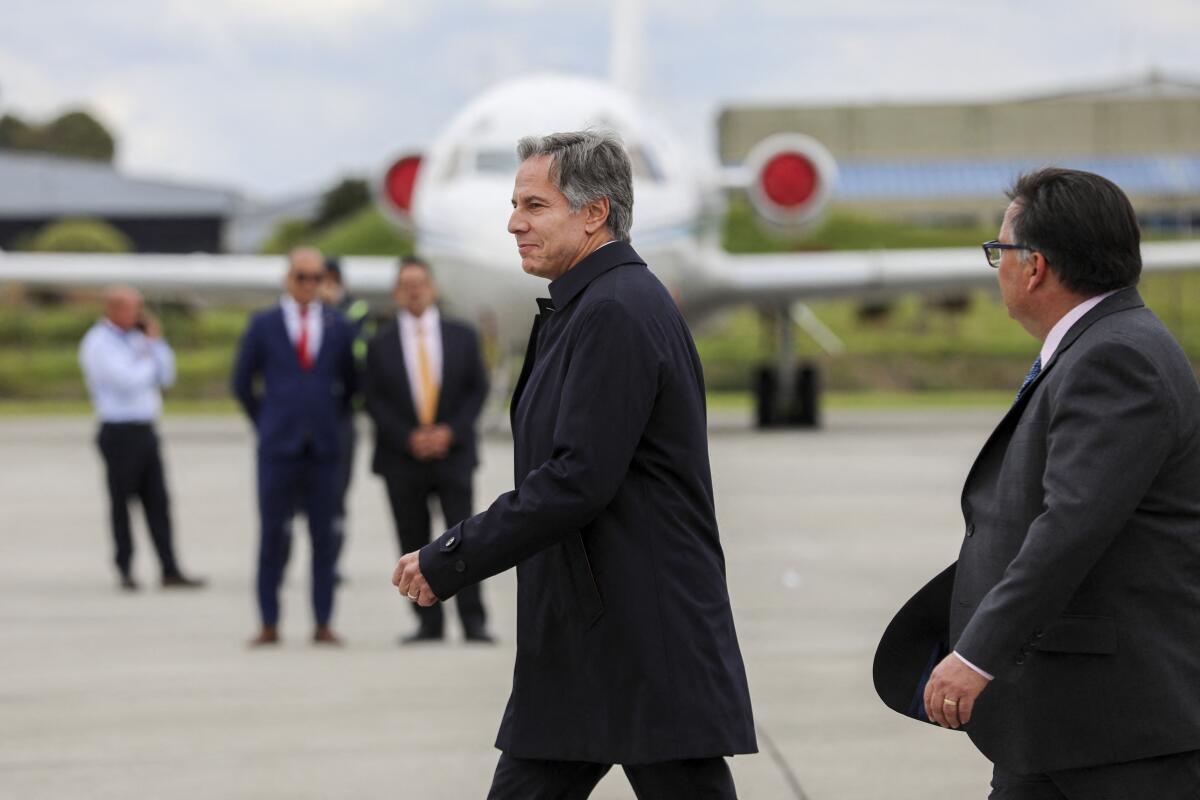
[140,313,162,339]
[923,653,990,729]
[408,428,435,460]
[392,551,439,607]
[408,425,453,460]
[427,424,454,458]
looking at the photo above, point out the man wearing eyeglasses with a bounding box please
[233,247,359,647]
[877,168,1200,798]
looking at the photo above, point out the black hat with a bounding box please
[872,561,961,728]
[324,257,342,281]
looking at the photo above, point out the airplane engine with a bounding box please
[376,153,423,230]
[742,133,838,229]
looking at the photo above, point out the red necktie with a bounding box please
[296,305,313,371]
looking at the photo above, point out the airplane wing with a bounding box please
[690,240,1200,312]
[0,252,400,303]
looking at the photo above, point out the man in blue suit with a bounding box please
[233,248,358,646]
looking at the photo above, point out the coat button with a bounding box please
[966,524,976,537]
[454,560,466,573]
[445,536,456,547]
[1015,655,1026,665]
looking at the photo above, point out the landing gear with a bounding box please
[753,303,839,429]
[754,363,820,428]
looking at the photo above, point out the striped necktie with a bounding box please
[1014,356,1042,403]
[416,320,438,425]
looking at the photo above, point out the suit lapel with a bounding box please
[959,287,1146,501]
[438,321,457,415]
[269,307,300,372]
[510,300,552,428]
[389,321,419,421]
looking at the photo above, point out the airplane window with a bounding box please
[476,150,519,174]
[629,146,664,183]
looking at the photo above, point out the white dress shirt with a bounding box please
[79,319,175,422]
[280,294,323,359]
[954,288,1122,682]
[398,306,443,416]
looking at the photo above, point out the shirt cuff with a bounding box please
[953,651,994,681]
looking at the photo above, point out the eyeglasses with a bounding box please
[291,272,325,284]
[981,240,1034,269]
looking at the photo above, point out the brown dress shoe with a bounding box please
[248,626,280,647]
[313,626,343,646]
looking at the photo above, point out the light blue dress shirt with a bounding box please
[79,319,176,422]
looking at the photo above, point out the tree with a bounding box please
[40,110,115,161]
[27,218,132,253]
[0,113,34,149]
[312,178,370,231]
[0,109,116,162]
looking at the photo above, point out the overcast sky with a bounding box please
[3,0,1198,199]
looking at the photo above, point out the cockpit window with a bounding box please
[476,150,520,174]
[629,146,664,183]
[466,144,663,182]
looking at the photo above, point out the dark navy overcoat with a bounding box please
[421,241,757,764]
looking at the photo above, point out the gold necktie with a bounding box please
[416,320,438,425]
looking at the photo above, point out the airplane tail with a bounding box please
[610,0,644,97]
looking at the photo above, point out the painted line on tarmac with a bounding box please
[755,723,811,800]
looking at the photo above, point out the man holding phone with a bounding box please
[79,286,205,591]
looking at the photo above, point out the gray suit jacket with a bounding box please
[949,287,1200,773]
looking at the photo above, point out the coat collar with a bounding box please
[960,285,1144,509]
[547,241,645,311]
[1044,286,1143,370]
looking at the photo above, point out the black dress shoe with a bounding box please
[119,574,140,592]
[400,630,443,645]
[464,629,497,644]
[162,573,207,589]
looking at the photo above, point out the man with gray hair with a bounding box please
[393,130,756,798]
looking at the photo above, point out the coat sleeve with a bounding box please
[954,337,1175,681]
[231,316,262,425]
[447,327,489,447]
[337,320,358,413]
[420,299,660,599]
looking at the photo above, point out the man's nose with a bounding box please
[507,210,525,234]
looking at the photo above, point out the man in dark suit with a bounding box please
[393,131,756,798]
[877,169,1200,798]
[232,248,358,647]
[364,255,491,644]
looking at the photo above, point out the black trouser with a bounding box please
[333,415,356,524]
[383,465,485,635]
[96,422,180,578]
[487,752,737,800]
[990,749,1200,799]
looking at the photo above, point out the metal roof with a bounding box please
[0,151,241,218]
[837,153,1200,200]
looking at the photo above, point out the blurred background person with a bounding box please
[78,286,205,592]
[319,257,373,564]
[232,248,358,647]
[364,256,492,644]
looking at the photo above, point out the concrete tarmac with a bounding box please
[1,410,999,799]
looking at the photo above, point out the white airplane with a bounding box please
[3,73,1200,426]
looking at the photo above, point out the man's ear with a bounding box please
[1024,250,1049,292]
[583,197,611,235]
